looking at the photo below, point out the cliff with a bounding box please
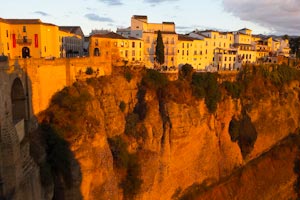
[34,65,300,200]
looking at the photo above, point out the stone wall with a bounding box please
[0,57,112,199]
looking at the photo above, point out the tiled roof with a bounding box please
[59,26,79,33]
[92,32,133,40]
[2,18,56,26]
[153,31,177,34]
[163,22,175,24]
[133,15,148,19]
[178,34,194,41]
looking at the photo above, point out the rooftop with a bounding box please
[178,34,194,41]
[1,18,56,26]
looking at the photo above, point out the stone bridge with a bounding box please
[0,57,111,199]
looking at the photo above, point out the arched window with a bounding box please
[22,47,30,58]
[11,78,26,124]
[94,48,100,56]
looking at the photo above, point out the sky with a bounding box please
[1,0,300,36]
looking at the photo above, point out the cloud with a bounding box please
[222,0,300,35]
[98,0,123,5]
[34,11,50,17]
[144,0,178,4]
[85,13,114,22]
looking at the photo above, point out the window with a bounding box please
[132,50,135,57]
[205,49,207,54]
[23,26,26,32]
[182,50,184,55]
[125,50,128,57]
[140,42,142,48]
[249,54,252,59]
[23,36,27,43]
[225,57,227,61]
[95,39,98,46]
[182,43,184,48]
[194,50,197,55]
[94,48,100,56]
[214,42,215,46]
[121,41,124,47]
[206,41,208,46]
[187,50,189,56]
[229,57,231,61]
[7,43,9,50]
[132,42,135,48]
[44,46,47,52]
[187,43,189,48]
[6,30,8,37]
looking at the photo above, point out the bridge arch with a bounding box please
[11,78,26,124]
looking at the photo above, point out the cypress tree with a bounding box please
[155,30,165,65]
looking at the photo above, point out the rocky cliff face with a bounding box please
[36,67,300,200]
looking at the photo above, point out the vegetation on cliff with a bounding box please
[34,63,300,199]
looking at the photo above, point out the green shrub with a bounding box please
[223,81,243,99]
[108,136,130,169]
[141,69,168,90]
[192,73,221,113]
[124,71,132,82]
[119,101,126,112]
[107,136,142,199]
[48,85,92,139]
[85,67,94,75]
[179,64,194,80]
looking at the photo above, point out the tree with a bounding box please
[179,64,194,80]
[155,30,165,65]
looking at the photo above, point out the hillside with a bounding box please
[32,64,300,200]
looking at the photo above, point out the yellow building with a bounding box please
[233,28,257,65]
[177,34,205,70]
[177,34,194,68]
[0,18,62,59]
[89,32,144,66]
[129,15,177,68]
[189,30,236,70]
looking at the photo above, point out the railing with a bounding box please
[16,39,32,45]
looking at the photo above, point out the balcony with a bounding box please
[16,39,32,45]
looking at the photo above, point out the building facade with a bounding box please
[89,32,144,66]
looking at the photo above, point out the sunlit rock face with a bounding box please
[40,69,300,200]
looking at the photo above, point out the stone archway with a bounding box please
[11,78,26,124]
[22,47,30,58]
